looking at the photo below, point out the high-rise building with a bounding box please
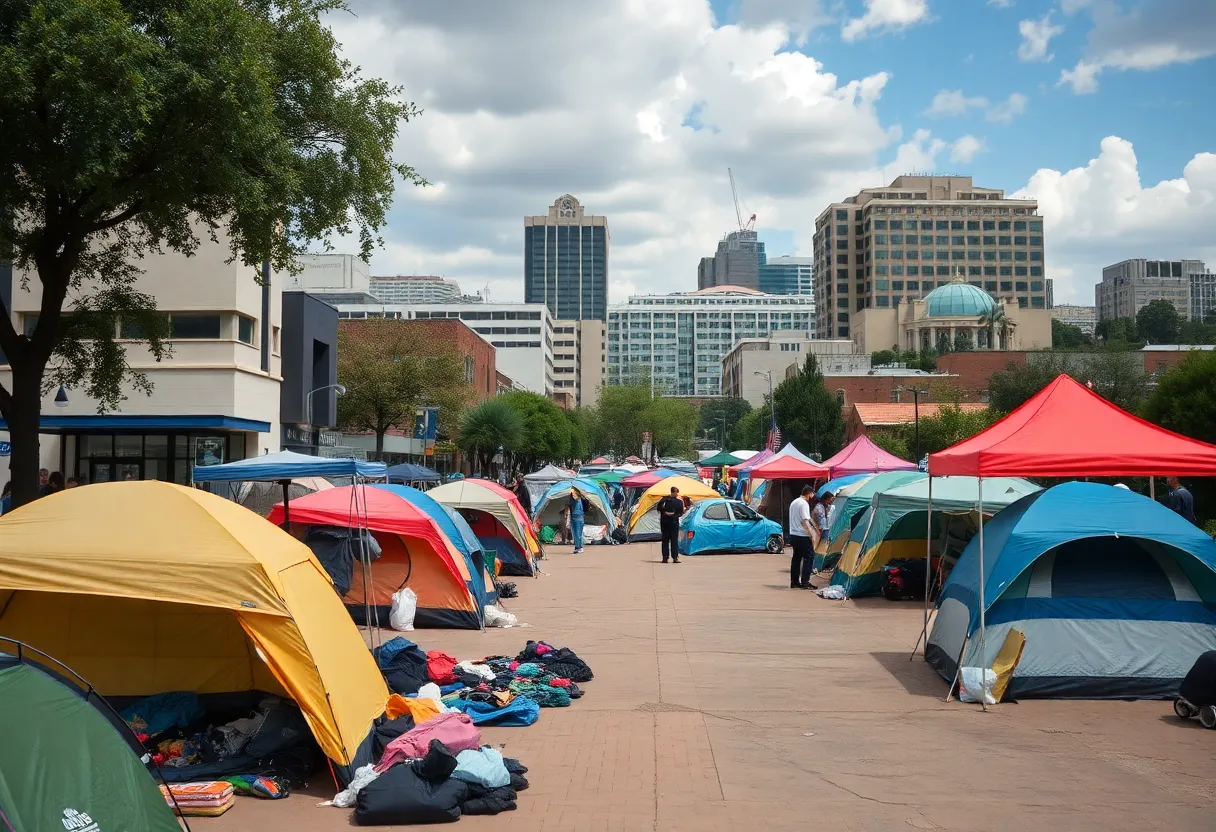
[605,287,815,398]
[551,320,605,408]
[1095,259,1203,322]
[1051,304,1096,335]
[524,195,608,321]
[1191,268,1216,322]
[697,230,763,291]
[369,275,463,304]
[759,255,813,296]
[813,175,1046,341]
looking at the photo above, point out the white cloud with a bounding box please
[985,92,1028,123]
[841,0,931,42]
[988,0,1015,7]
[1057,0,1216,93]
[734,0,831,43]
[950,135,986,164]
[1012,137,1216,304]
[923,89,988,117]
[1017,12,1064,61]
[324,1,912,303]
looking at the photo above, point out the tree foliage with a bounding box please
[337,320,470,452]
[592,384,651,458]
[458,398,523,476]
[988,352,1148,415]
[498,390,572,473]
[0,0,420,503]
[1094,316,1142,347]
[1144,351,1216,444]
[1178,318,1216,345]
[643,397,698,460]
[727,407,766,452]
[871,348,938,372]
[1051,318,1093,349]
[1136,299,1182,345]
[698,397,752,446]
[772,354,845,461]
[868,403,1001,461]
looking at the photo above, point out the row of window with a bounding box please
[871,235,1041,246]
[873,249,1043,262]
[868,294,1046,309]
[23,313,257,344]
[870,265,1045,278]
[833,206,1035,223]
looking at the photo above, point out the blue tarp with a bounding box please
[446,696,541,727]
[817,473,870,498]
[386,463,441,482]
[193,450,386,481]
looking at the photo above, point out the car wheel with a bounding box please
[1200,705,1216,729]
[1174,699,1196,719]
[766,535,783,554]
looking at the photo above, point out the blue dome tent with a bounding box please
[927,483,1216,699]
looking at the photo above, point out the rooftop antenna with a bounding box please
[728,168,756,232]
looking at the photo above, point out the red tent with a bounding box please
[588,456,610,464]
[821,435,917,478]
[729,448,773,475]
[748,455,828,480]
[930,374,1216,478]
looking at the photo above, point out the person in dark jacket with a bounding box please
[1167,476,1198,524]
[513,475,532,517]
[656,486,685,564]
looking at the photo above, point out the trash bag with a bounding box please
[959,667,998,705]
[483,606,519,628]
[390,588,417,632]
[355,763,468,826]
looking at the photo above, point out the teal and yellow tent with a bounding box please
[815,471,925,570]
[830,476,1040,598]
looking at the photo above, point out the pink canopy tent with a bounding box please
[729,448,773,475]
[821,435,917,478]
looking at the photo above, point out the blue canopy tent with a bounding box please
[927,483,1216,699]
[385,463,442,484]
[372,484,497,607]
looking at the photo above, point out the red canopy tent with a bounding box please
[822,435,917,478]
[729,448,773,475]
[919,375,1216,696]
[748,455,829,480]
[930,374,1216,478]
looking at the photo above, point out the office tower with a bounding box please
[1095,258,1205,322]
[759,255,813,296]
[369,275,464,304]
[524,195,609,321]
[697,230,762,291]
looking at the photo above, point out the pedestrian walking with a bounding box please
[513,474,532,517]
[569,487,586,554]
[788,486,818,589]
[1166,476,1198,525]
[656,486,686,563]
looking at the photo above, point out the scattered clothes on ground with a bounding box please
[446,695,540,727]
[327,764,380,809]
[374,637,430,696]
[427,651,460,685]
[816,586,847,600]
[122,692,204,736]
[507,680,571,707]
[372,714,416,760]
[456,660,496,681]
[512,662,545,678]
[497,582,519,599]
[460,787,517,816]
[222,775,289,799]
[355,763,468,826]
[452,747,511,788]
[205,712,265,760]
[376,713,481,772]
[412,739,459,783]
[515,642,594,683]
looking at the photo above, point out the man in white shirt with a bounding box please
[788,485,817,589]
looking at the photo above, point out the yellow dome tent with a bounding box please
[0,482,387,772]
[627,475,720,540]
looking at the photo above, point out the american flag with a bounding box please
[765,420,781,452]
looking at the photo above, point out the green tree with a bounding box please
[1052,318,1093,349]
[0,0,420,504]
[498,390,570,473]
[987,358,1060,414]
[936,331,953,354]
[698,397,752,446]
[1136,299,1182,345]
[594,383,651,457]
[988,352,1148,415]
[977,306,1015,350]
[953,330,974,352]
[727,407,766,452]
[564,407,592,462]
[1083,350,1149,413]
[337,320,470,453]
[871,349,897,366]
[772,354,845,461]
[867,429,911,461]
[1144,352,1216,524]
[643,397,698,460]
[458,398,523,476]
[1178,319,1216,345]
[1095,316,1141,347]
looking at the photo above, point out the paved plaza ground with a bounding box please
[212,542,1216,831]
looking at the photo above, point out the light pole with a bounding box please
[306,383,347,450]
[754,371,773,449]
[895,385,929,463]
[719,416,728,449]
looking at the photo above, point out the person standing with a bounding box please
[788,485,818,589]
[812,491,834,557]
[1166,476,1198,525]
[513,474,532,517]
[569,487,586,554]
[37,468,49,497]
[656,486,685,563]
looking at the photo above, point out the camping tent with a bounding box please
[730,450,759,460]
[385,462,442,484]
[268,485,485,629]
[831,477,1040,598]
[621,467,683,489]
[748,443,828,480]
[817,473,871,499]
[700,450,744,468]
[0,641,183,832]
[0,482,388,779]
[729,449,773,475]
[428,479,541,577]
[659,460,700,477]
[821,435,917,478]
[533,478,617,543]
[927,483,1216,698]
[815,471,927,569]
[628,476,721,541]
[523,464,575,506]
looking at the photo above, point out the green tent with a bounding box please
[700,451,744,468]
[0,644,181,832]
[589,469,625,485]
[816,471,926,570]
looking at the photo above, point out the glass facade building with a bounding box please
[524,195,609,321]
[759,256,813,296]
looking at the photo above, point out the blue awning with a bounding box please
[192,450,386,482]
[0,414,271,433]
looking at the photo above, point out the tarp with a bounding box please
[748,443,829,480]
[628,476,720,539]
[821,435,917,478]
[0,482,387,771]
[385,463,442,483]
[268,485,483,629]
[534,478,618,539]
[589,469,625,485]
[193,449,386,481]
[730,450,759,460]
[428,479,541,575]
[831,477,1040,597]
[699,450,744,467]
[818,473,871,498]
[928,482,1216,698]
[929,374,1216,478]
[523,464,575,506]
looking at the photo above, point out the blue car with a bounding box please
[678,498,784,556]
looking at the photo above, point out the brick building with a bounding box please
[846,402,990,441]
[339,317,497,402]
[822,371,961,412]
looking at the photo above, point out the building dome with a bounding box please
[923,281,998,317]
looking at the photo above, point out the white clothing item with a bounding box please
[456,660,497,680]
[788,497,811,538]
[327,764,380,808]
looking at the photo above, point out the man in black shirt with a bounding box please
[513,475,532,517]
[657,486,685,564]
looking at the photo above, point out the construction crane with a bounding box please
[727,167,757,232]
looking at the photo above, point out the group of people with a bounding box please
[788,487,834,590]
[0,468,83,514]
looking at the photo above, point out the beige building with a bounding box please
[1051,304,1096,335]
[721,333,866,406]
[813,175,1046,341]
[851,279,1051,355]
[1095,258,1203,323]
[551,319,604,408]
[2,228,283,486]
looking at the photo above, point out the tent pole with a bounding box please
[1149,476,1155,501]
[910,475,933,661]
[976,477,987,712]
[280,479,291,530]
[945,633,969,703]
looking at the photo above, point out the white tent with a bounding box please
[524,464,574,506]
[730,450,760,460]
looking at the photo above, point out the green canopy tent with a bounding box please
[699,450,745,468]
[0,640,183,832]
[815,471,926,570]
[589,470,625,485]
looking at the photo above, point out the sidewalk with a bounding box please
[215,542,1216,831]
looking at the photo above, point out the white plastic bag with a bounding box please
[959,667,998,705]
[816,586,847,600]
[325,763,379,808]
[483,605,520,628]
[389,587,417,631]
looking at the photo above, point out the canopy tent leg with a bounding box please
[279,479,291,529]
[1150,476,1155,501]
[945,634,969,703]
[976,477,988,712]
[910,476,934,661]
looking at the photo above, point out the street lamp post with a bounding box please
[719,416,728,449]
[754,371,773,449]
[306,383,347,451]
[896,385,929,462]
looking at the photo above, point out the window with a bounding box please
[999,267,1012,277]
[837,327,849,337]
[983,251,996,261]
[1015,266,1028,276]
[170,314,221,339]
[875,279,889,290]
[1031,296,1045,308]
[906,250,919,260]
[921,235,934,245]
[904,235,918,246]
[890,220,904,230]
[836,209,848,220]
[936,220,949,230]
[892,280,904,290]
[836,224,849,235]
[1014,250,1028,261]
[999,250,1013,261]
[875,249,888,259]
[968,266,981,276]
[1030,280,1043,291]
[907,266,920,276]
[937,265,950,275]
[890,234,903,244]
[921,220,933,230]
[1030,266,1043,276]
[875,234,887,244]
[237,316,255,345]
[1018,297,1028,308]
[1030,250,1042,261]
[874,219,888,230]
[892,265,904,276]
[1030,221,1043,232]
[1015,281,1028,292]
[984,266,997,276]
[966,235,980,246]
[891,250,904,260]
[907,280,919,289]
[836,282,848,293]
[836,298,849,308]
[876,296,890,307]
[876,265,889,275]
[837,312,849,323]
[983,220,995,231]
[998,221,1011,230]
[836,239,849,250]
[1030,236,1042,246]
[1014,221,1027,231]
[984,281,997,291]
[967,251,981,261]
[951,250,965,260]
[119,318,144,339]
[949,235,962,246]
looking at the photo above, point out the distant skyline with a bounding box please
[325,1,1216,307]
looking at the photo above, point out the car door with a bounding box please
[727,501,764,551]
[698,501,734,552]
